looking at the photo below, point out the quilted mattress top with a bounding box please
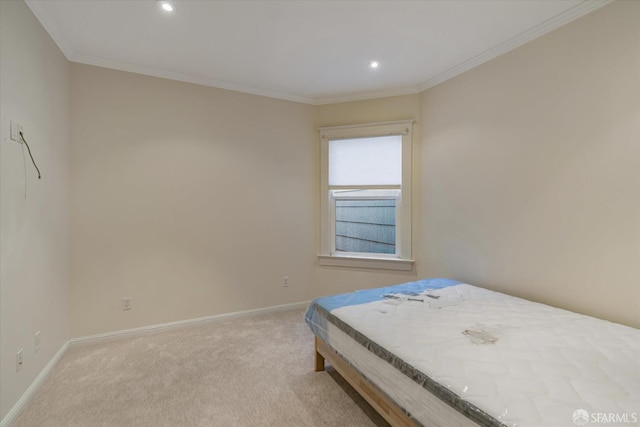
[307,280,639,427]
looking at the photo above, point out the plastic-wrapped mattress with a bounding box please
[305,279,639,427]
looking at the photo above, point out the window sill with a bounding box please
[318,254,414,271]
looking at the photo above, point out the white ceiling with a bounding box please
[26,0,610,105]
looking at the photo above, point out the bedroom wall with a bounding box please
[24,0,638,343]
[0,0,70,420]
[417,0,639,327]
[69,64,316,338]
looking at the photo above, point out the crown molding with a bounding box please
[26,0,314,104]
[71,54,317,105]
[26,0,613,106]
[418,0,614,92]
[313,85,422,105]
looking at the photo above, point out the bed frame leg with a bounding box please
[314,337,325,371]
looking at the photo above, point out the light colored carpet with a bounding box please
[13,308,389,427]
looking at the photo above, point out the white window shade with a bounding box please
[328,135,402,186]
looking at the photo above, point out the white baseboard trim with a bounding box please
[1,341,69,427]
[70,300,310,346]
[2,300,310,425]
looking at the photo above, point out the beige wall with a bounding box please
[417,0,640,327]
[0,0,70,419]
[315,95,420,127]
[69,76,423,337]
[69,64,316,337]
[69,0,639,338]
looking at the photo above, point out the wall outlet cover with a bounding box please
[16,349,23,372]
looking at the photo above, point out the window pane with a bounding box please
[329,135,401,186]
[335,198,396,254]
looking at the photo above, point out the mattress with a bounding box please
[305,279,640,427]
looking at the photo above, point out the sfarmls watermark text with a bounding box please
[573,409,638,425]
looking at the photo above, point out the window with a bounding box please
[335,192,397,254]
[319,121,414,270]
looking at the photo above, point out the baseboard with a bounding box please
[70,300,310,346]
[1,300,310,425]
[1,341,69,427]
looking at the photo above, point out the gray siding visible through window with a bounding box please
[335,199,396,254]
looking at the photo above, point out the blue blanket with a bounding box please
[305,278,462,342]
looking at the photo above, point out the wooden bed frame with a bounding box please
[314,336,418,427]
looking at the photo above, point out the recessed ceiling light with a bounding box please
[369,61,380,69]
[157,1,176,12]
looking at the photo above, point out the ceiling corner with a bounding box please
[417,0,615,92]
[25,0,76,60]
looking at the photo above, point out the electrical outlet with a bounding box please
[10,120,21,142]
[34,331,41,353]
[122,297,132,311]
[10,120,24,142]
[283,276,289,288]
[16,349,23,372]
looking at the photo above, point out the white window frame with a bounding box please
[318,120,414,271]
